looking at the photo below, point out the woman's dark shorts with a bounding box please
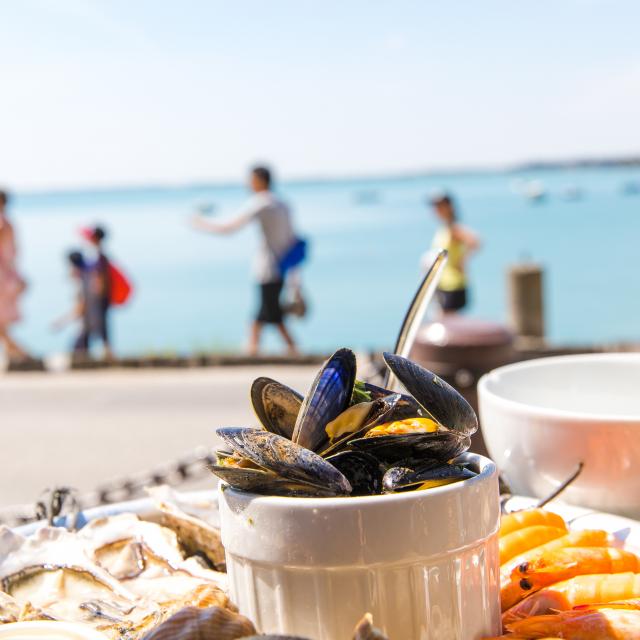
[437,287,467,312]
[256,280,284,324]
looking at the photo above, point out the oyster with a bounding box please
[0,514,231,639]
[77,514,228,604]
[0,525,158,636]
[147,485,225,571]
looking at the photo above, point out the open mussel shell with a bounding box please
[326,450,383,496]
[216,427,352,495]
[348,430,470,464]
[292,348,357,452]
[383,461,476,492]
[383,352,478,436]
[251,376,303,439]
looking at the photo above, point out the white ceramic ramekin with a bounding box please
[219,452,500,640]
[478,353,640,518]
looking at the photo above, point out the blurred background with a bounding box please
[2,0,639,357]
[1,0,639,515]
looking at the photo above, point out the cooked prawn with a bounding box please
[501,579,533,612]
[501,546,639,612]
[514,546,640,588]
[499,526,567,566]
[502,572,640,627]
[500,529,609,587]
[506,607,640,639]
[500,509,567,538]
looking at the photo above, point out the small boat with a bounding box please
[523,180,547,202]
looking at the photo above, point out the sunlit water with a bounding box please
[9,167,640,356]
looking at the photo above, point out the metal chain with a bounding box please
[0,447,217,528]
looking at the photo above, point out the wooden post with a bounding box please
[508,263,545,339]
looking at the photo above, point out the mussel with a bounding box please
[292,348,357,452]
[326,450,383,496]
[216,428,352,496]
[383,461,476,493]
[250,377,303,439]
[383,352,478,436]
[209,349,478,498]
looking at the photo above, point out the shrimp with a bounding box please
[506,607,640,639]
[500,529,609,587]
[500,526,567,566]
[501,547,639,612]
[502,572,640,627]
[514,547,640,588]
[501,579,533,612]
[501,509,567,538]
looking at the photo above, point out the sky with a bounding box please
[0,0,639,190]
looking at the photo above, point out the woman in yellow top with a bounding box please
[429,192,480,314]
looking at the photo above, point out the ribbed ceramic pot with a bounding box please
[219,452,500,640]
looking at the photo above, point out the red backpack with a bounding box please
[109,263,133,306]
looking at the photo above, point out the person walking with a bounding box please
[0,189,30,362]
[78,225,114,359]
[51,251,90,354]
[428,192,480,314]
[192,166,300,356]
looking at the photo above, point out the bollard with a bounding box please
[508,263,545,339]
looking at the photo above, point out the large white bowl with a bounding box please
[478,353,640,518]
[219,452,501,640]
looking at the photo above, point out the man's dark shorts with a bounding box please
[256,280,284,324]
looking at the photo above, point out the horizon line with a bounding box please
[12,152,640,198]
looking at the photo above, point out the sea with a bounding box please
[9,167,640,357]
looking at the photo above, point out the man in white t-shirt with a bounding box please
[192,166,299,355]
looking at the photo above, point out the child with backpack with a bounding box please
[53,226,132,359]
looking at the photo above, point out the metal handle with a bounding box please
[384,249,448,390]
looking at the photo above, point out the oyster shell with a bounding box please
[0,517,230,639]
[0,525,159,637]
[78,513,227,590]
[147,486,225,571]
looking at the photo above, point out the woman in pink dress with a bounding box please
[0,190,29,361]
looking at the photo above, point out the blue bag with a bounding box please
[278,237,308,276]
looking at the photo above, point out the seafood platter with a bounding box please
[2,346,640,638]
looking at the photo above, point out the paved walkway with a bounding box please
[0,367,317,507]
